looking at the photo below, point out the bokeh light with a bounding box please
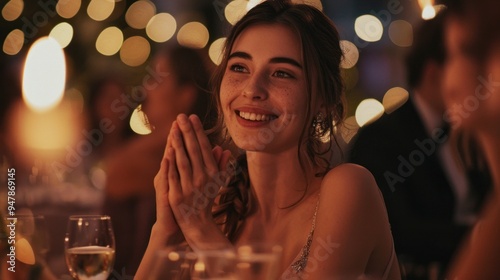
[130,105,152,135]
[247,0,265,11]
[125,0,156,29]
[177,22,209,49]
[340,40,359,69]
[389,20,413,47]
[49,22,74,48]
[22,37,66,112]
[382,87,409,114]
[355,15,383,42]
[355,98,385,127]
[209,37,227,65]
[2,0,23,21]
[146,13,176,43]
[3,29,24,55]
[120,36,150,67]
[422,4,436,20]
[56,0,81,19]
[96,26,123,56]
[225,0,247,25]
[87,0,115,21]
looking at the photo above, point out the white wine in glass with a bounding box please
[65,215,115,280]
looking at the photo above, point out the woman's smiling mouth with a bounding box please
[236,110,278,122]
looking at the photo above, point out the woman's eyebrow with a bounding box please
[228,51,302,69]
[228,51,251,60]
[269,57,302,69]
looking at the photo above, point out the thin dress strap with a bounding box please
[381,241,395,280]
[290,193,321,273]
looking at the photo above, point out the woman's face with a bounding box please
[443,17,500,134]
[220,24,310,153]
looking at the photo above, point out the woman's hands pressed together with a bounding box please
[159,114,232,245]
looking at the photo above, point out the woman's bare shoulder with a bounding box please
[317,163,387,231]
[321,163,381,198]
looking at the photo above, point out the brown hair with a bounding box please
[210,0,345,241]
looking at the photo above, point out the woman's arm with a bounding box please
[134,132,184,279]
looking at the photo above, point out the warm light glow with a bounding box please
[382,87,409,114]
[56,0,81,19]
[87,0,115,21]
[434,4,447,14]
[130,105,152,135]
[422,4,436,20]
[125,0,156,29]
[146,13,176,43]
[22,37,66,112]
[120,36,150,67]
[96,26,123,56]
[177,22,209,49]
[194,261,206,272]
[2,0,23,21]
[389,20,413,47]
[418,0,433,9]
[355,15,383,42]
[168,252,180,262]
[340,40,359,69]
[247,0,265,11]
[355,99,385,127]
[15,101,80,151]
[225,0,247,25]
[49,22,74,48]
[3,29,24,55]
[209,37,226,65]
[16,238,35,265]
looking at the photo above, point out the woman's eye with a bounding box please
[272,70,293,79]
[229,64,247,73]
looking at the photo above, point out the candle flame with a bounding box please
[422,4,437,20]
[22,36,66,112]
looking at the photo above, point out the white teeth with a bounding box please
[238,111,275,121]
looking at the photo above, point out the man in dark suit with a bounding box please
[349,12,488,279]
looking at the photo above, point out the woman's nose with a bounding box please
[242,73,268,100]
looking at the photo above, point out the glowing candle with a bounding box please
[22,36,66,112]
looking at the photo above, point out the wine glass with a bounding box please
[236,243,283,280]
[149,244,237,280]
[64,215,115,280]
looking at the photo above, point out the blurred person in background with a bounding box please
[349,11,489,279]
[442,0,499,278]
[102,43,216,276]
[86,75,135,163]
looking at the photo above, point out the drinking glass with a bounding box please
[236,243,283,280]
[64,215,115,280]
[149,244,237,280]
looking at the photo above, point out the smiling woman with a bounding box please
[135,1,401,279]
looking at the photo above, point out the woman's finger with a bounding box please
[189,114,219,176]
[167,146,183,202]
[176,114,207,180]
